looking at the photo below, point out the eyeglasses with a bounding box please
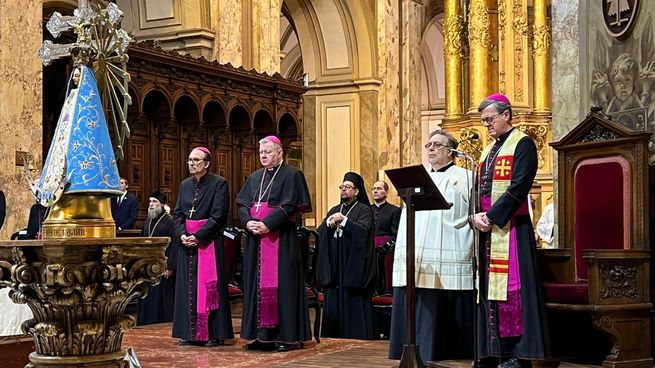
[339,185,355,190]
[187,157,206,163]
[481,113,501,125]
[424,142,448,150]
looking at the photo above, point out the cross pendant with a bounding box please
[188,206,196,218]
[254,201,262,213]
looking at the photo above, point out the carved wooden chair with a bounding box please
[540,110,653,367]
[297,226,322,343]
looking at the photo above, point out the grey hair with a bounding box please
[477,99,513,121]
[428,129,459,159]
[258,138,282,151]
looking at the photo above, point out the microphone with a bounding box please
[449,148,469,158]
[467,132,480,140]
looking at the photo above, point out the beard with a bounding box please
[148,206,163,220]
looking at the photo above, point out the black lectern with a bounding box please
[385,164,452,368]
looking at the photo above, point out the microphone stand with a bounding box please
[456,151,481,368]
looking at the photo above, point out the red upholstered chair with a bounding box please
[541,110,652,367]
[222,226,245,300]
[372,241,394,339]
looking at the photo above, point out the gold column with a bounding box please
[499,0,530,107]
[444,0,465,119]
[532,0,551,113]
[468,0,493,111]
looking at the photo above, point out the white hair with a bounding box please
[258,138,282,151]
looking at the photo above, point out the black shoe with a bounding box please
[205,339,224,347]
[498,357,522,368]
[276,342,303,352]
[244,340,276,351]
[178,339,192,346]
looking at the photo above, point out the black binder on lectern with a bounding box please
[385,164,452,211]
[384,164,453,368]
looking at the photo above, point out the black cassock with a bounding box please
[137,212,178,325]
[372,202,401,240]
[236,164,312,343]
[317,201,376,339]
[172,173,233,341]
[477,129,550,360]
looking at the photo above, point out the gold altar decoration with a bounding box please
[467,0,493,110]
[442,0,554,215]
[532,0,552,114]
[43,195,116,239]
[443,0,466,120]
[0,238,168,367]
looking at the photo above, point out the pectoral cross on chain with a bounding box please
[254,201,262,213]
[188,206,196,218]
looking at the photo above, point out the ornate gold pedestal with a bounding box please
[0,237,169,368]
[42,194,117,239]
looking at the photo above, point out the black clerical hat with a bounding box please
[149,191,167,205]
[343,171,370,205]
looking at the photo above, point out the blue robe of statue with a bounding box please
[38,65,122,205]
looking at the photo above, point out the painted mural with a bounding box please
[589,1,655,161]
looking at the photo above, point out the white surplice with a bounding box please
[0,288,32,336]
[392,164,474,290]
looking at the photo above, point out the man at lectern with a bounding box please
[471,93,549,368]
[388,130,474,362]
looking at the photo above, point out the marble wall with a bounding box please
[377,0,401,178]
[551,0,582,140]
[0,0,43,239]
[213,0,243,66]
[246,0,280,75]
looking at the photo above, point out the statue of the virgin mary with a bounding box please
[34,1,133,238]
[35,64,123,238]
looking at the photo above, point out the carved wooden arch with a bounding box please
[199,94,228,115]
[253,108,276,136]
[171,92,202,123]
[137,85,173,116]
[200,98,228,129]
[227,101,252,131]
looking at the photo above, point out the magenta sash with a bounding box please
[480,196,528,337]
[186,219,219,341]
[249,203,280,328]
[374,235,392,248]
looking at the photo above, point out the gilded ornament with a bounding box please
[532,23,552,57]
[517,123,549,169]
[468,2,492,48]
[443,15,465,58]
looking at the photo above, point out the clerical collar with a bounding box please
[266,162,283,171]
[494,127,515,144]
[431,161,455,172]
[341,199,357,207]
[194,171,209,183]
[374,201,387,208]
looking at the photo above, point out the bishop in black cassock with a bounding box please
[317,172,376,340]
[172,147,233,347]
[472,94,549,368]
[137,191,178,326]
[236,135,313,352]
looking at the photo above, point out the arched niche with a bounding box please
[173,95,200,125]
[278,112,299,141]
[202,100,227,131]
[254,109,276,137]
[142,89,172,135]
[229,104,251,132]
